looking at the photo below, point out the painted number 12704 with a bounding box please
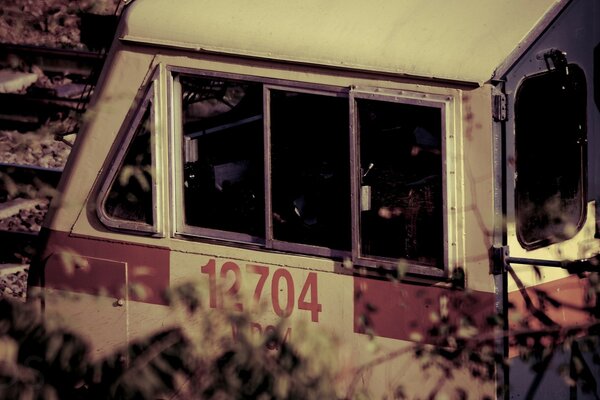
[200,259,322,322]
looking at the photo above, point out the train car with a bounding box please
[27,0,600,398]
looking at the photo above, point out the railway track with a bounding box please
[0,43,107,271]
[0,43,104,131]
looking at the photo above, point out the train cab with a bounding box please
[28,0,600,398]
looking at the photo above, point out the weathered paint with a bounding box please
[28,27,501,399]
[506,273,598,398]
[37,230,169,305]
[508,274,594,345]
[120,0,564,85]
[354,276,496,343]
[26,0,600,397]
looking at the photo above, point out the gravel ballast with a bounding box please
[0,265,28,301]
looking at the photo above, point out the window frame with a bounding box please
[265,84,352,259]
[97,73,161,234]
[168,67,455,277]
[514,64,588,250]
[171,72,266,245]
[350,88,453,276]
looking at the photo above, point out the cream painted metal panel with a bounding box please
[44,47,157,234]
[120,0,564,85]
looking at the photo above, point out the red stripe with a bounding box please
[353,276,496,343]
[508,274,594,350]
[41,230,169,305]
[508,275,592,325]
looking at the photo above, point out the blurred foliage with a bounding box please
[0,298,88,399]
[164,281,339,400]
[3,263,598,399]
[0,280,339,400]
[393,269,599,399]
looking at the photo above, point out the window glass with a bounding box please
[270,90,351,250]
[357,99,443,267]
[181,76,264,238]
[104,100,154,225]
[173,73,448,273]
[515,64,587,249]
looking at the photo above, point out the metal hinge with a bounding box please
[492,90,507,122]
[490,245,510,275]
[542,49,569,75]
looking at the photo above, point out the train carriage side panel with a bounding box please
[36,46,500,397]
[460,85,497,293]
[29,41,167,354]
[42,45,158,235]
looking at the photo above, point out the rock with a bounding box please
[0,198,49,233]
[0,129,72,169]
[0,70,39,93]
[0,198,45,220]
[0,265,28,301]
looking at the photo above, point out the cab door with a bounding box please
[501,0,600,397]
[503,0,599,269]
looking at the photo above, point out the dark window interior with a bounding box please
[181,76,265,238]
[270,90,351,250]
[105,101,154,225]
[515,64,587,249]
[357,99,443,267]
[171,74,446,270]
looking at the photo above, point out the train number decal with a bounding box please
[200,259,322,322]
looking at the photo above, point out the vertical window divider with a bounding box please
[154,63,168,237]
[169,73,184,237]
[148,83,159,231]
[349,88,361,264]
[167,69,182,238]
[264,86,274,249]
